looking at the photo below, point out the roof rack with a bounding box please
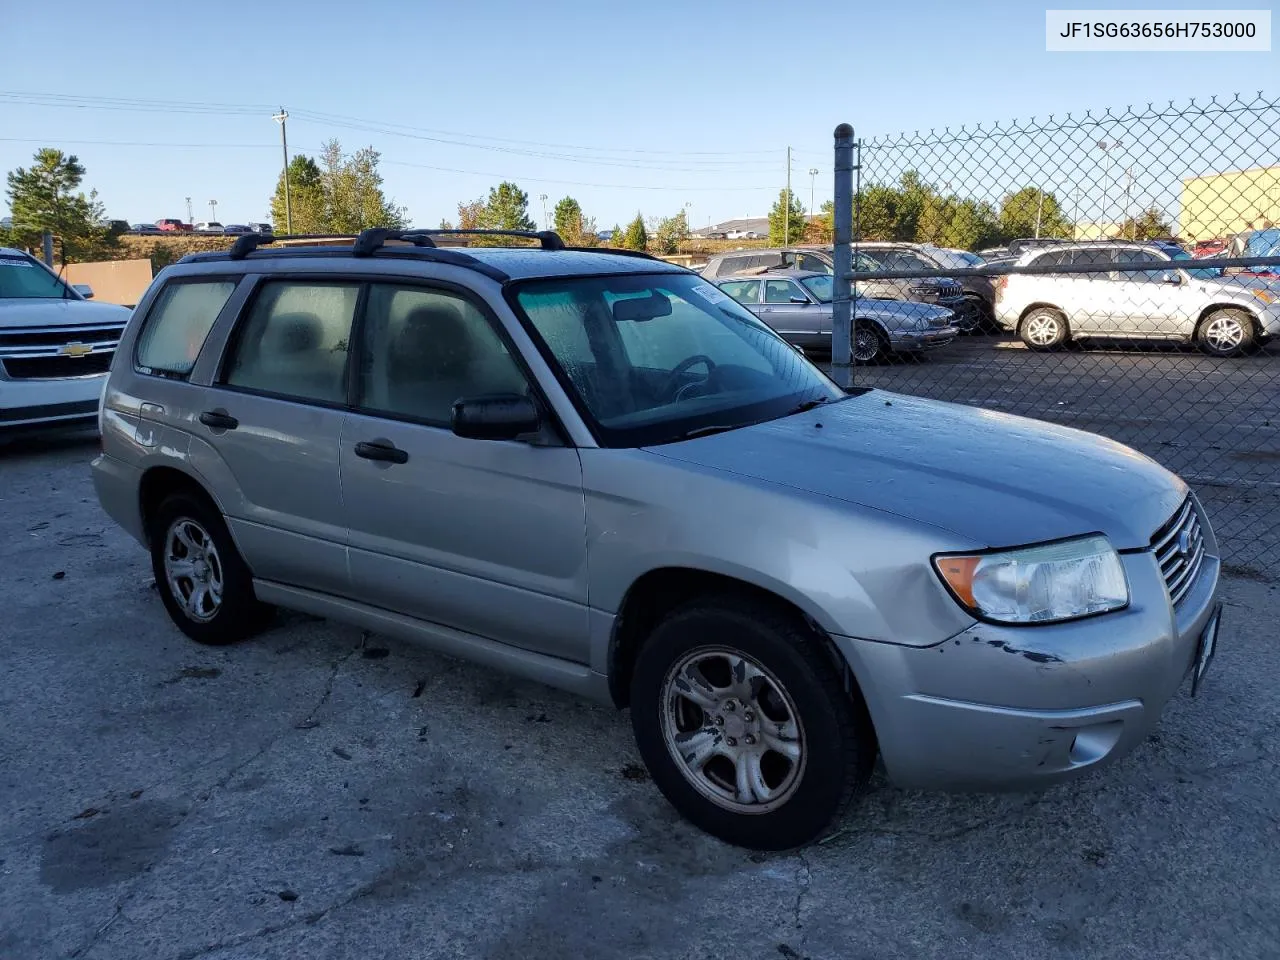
[570,245,664,263]
[227,233,356,259]
[352,228,565,257]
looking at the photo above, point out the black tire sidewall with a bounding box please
[149,493,264,645]
[852,324,886,364]
[630,603,868,850]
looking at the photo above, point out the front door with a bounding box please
[760,278,824,347]
[339,281,590,663]
[1107,250,1198,339]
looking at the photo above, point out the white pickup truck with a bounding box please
[0,248,132,431]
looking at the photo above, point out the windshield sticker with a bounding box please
[690,283,729,305]
[0,257,35,267]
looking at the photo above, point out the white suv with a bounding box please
[0,248,132,430]
[993,241,1280,356]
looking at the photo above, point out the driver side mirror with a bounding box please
[1160,271,1181,285]
[451,394,541,441]
[72,283,94,299]
[790,296,810,304]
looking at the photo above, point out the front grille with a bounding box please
[1151,498,1206,606]
[2,352,113,379]
[0,324,124,348]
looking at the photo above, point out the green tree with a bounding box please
[1117,206,1173,241]
[607,223,623,246]
[768,189,806,245]
[941,199,1000,250]
[270,155,326,233]
[653,209,689,254]
[481,182,536,231]
[620,213,648,251]
[915,194,953,245]
[855,184,904,241]
[552,195,598,246]
[999,187,1070,241]
[5,148,113,262]
[320,140,408,232]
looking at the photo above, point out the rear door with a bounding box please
[339,281,589,662]
[186,277,358,597]
[1063,248,1120,333]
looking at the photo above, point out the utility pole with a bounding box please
[808,167,819,215]
[185,197,193,225]
[539,194,549,231]
[209,200,218,222]
[273,108,292,234]
[784,146,792,243]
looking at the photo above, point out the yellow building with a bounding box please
[1180,165,1280,242]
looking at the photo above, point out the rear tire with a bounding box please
[630,596,875,850]
[149,492,271,645]
[1020,307,1069,351]
[1196,308,1255,357]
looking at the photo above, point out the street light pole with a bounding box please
[209,200,217,222]
[784,146,792,243]
[185,197,192,225]
[808,167,819,215]
[273,108,292,234]
[539,194,549,231]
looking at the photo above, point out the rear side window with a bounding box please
[135,279,237,378]
[223,281,360,404]
[719,279,761,304]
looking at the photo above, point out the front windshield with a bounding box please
[512,272,841,447]
[800,275,833,302]
[0,254,72,299]
[1171,250,1223,281]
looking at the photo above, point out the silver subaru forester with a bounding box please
[92,230,1222,850]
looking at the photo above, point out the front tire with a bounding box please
[149,492,271,645]
[630,596,875,850]
[1020,307,1069,351]
[1196,308,1255,357]
[852,322,889,364]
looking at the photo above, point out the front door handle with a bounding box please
[354,440,409,464]
[199,410,239,430]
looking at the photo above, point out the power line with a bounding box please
[0,90,781,161]
[0,137,276,148]
[381,157,775,192]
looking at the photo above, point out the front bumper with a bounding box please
[888,325,959,352]
[0,373,105,428]
[835,547,1221,791]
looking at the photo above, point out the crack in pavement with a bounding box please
[296,632,369,730]
[792,850,811,953]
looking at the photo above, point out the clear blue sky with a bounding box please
[1,0,1274,230]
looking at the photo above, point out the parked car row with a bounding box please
[128,221,273,236]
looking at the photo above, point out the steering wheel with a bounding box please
[663,355,718,402]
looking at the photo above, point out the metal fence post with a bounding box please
[831,123,854,389]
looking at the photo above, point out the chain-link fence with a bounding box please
[834,93,1280,577]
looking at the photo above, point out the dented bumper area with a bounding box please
[834,550,1221,791]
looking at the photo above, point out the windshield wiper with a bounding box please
[675,423,742,441]
[785,397,832,415]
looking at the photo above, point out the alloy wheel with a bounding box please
[1025,313,1061,346]
[660,647,806,814]
[1203,314,1245,353]
[163,518,224,622]
[853,326,882,362]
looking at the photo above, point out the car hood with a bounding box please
[645,391,1185,550]
[0,298,132,328]
[848,298,952,326]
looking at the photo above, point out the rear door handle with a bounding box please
[354,440,409,464]
[199,410,239,430]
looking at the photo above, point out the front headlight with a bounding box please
[908,285,936,299]
[933,535,1129,624]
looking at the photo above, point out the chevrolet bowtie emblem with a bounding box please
[60,342,93,357]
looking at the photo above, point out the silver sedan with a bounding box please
[717,269,958,362]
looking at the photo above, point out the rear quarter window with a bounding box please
[134,279,238,378]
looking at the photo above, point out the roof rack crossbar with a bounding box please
[352,228,565,256]
[572,246,663,262]
[226,233,360,259]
